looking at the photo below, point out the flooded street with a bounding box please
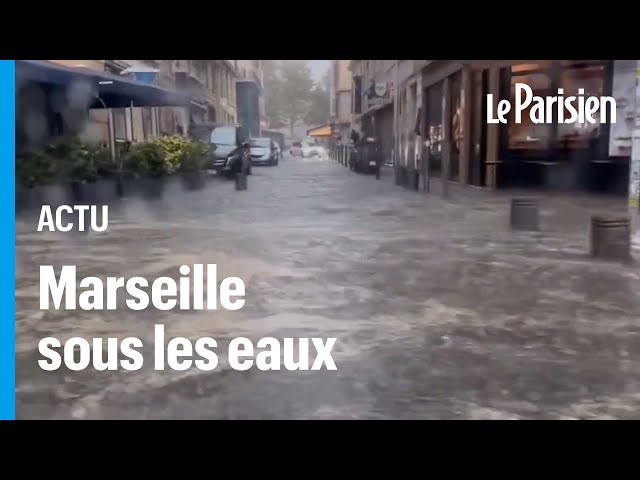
[15,155,640,419]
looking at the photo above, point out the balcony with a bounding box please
[174,71,206,104]
[173,60,206,85]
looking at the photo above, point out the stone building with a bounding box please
[349,60,415,165]
[329,60,352,142]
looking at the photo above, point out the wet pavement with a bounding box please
[15,155,640,419]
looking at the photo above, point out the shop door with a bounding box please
[375,106,394,165]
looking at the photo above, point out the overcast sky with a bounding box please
[307,60,330,81]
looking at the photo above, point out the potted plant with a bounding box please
[122,141,173,200]
[90,144,120,204]
[16,146,67,212]
[179,140,210,190]
[153,135,211,191]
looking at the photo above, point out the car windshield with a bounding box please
[251,138,271,148]
[190,127,213,143]
[210,127,236,145]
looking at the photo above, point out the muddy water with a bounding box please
[16,156,640,419]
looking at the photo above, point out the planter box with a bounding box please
[394,168,402,186]
[70,179,121,205]
[16,183,72,214]
[122,177,167,201]
[180,171,207,191]
[16,184,30,213]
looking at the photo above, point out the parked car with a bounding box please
[208,125,252,177]
[250,137,278,166]
[302,141,324,158]
[290,141,303,157]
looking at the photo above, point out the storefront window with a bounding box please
[507,72,553,150]
[507,61,608,153]
[113,109,127,141]
[511,61,552,73]
[556,64,605,149]
[142,108,154,139]
[425,81,443,176]
[449,72,463,181]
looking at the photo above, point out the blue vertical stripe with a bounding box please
[0,60,15,420]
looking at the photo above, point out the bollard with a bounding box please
[235,172,247,191]
[510,198,539,231]
[590,216,631,261]
[412,169,419,190]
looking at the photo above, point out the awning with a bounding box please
[16,60,190,109]
[307,124,333,137]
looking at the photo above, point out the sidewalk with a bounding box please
[371,165,639,257]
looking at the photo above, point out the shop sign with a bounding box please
[367,81,390,108]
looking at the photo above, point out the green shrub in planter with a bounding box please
[124,141,174,178]
[122,141,173,200]
[16,148,69,212]
[153,135,211,190]
[180,140,211,190]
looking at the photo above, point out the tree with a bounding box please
[263,60,286,128]
[279,61,315,136]
[262,60,319,135]
[305,84,330,126]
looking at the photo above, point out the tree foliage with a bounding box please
[263,60,329,134]
[305,85,330,126]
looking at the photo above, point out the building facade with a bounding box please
[172,60,238,127]
[236,60,264,137]
[412,60,633,195]
[329,60,352,142]
[349,60,415,165]
[42,60,238,148]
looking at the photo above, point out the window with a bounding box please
[425,81,444,176]
[449,72,463,181]
[113,109,127,140]
[251,138,270,148]
[159,108,174,135]
[507,71,553,150]
[338,92,350,117]
[557,64,605,148]
[353,76,362,114]
[142,108,154,139]
[507,61,607,151]
[511,62,552,74]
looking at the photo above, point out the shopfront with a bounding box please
[420,60,633,195]
[497,60,629,193]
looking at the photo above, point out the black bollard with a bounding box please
[235,172,247,191]
[590,216,631,261]
[510,198,539,231]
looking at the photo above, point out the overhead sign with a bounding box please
[374,82,387,97]
[367,81,390,108]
